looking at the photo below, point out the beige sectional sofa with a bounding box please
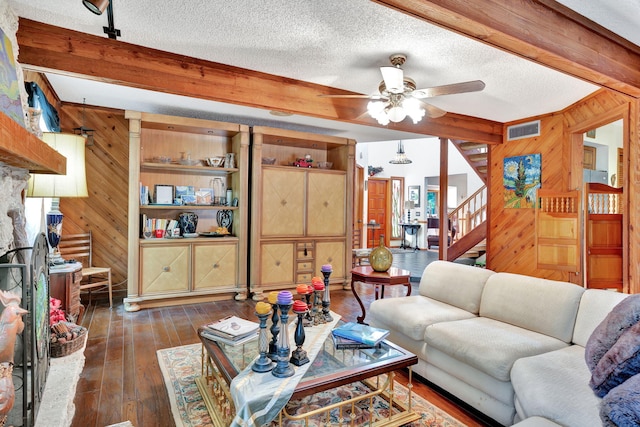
[369,260,628,426]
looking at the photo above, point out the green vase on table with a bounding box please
[369,235,393,272]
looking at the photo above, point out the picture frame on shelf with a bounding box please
[154,184,174,204]
[408,185,421,208]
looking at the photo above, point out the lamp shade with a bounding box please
[82,0,109,15]
[27,133,88,198]
[404,200,415,209]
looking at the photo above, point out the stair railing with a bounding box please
[449,185,487,241]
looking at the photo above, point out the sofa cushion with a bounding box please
[511,345,601,427]
[573,290,629,347]
[425,317,568,381]
[418,260,495,315]
[369,295,476,341]
[480,273,584,343]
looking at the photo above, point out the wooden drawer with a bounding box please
[296,260,314,273]
[296,273,312,283]
[296,243,314,260]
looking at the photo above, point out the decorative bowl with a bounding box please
[262,157,276,165]
[317,161,333,169]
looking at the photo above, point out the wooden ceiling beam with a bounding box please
[15,18,502,144]
[371,0,640,98]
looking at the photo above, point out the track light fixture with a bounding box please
[82,0,109,15]
[82,0,121,39]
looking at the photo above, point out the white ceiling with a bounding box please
[7,0,638,142]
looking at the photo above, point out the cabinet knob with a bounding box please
[281,199,287,206]
[213,263,219,269]
[162,266,171,272]
[327,257,333,262]
[275,261,280,267]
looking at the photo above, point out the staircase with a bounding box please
[447,185,487,261]
[451,140,488,184]
[446,139,489,261]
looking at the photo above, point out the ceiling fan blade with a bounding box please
[380,66,404,93]
[412,80,485,99]
[419,101,447,118]
[318,93,387,99]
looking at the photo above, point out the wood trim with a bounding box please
[371,0,640,97]
[15,18,503,144]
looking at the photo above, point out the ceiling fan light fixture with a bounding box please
[387,106,406,123]
[403,97,426,124]
[367,101,390,125]
[82,0,109,15]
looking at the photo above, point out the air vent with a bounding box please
[507,120,541,141]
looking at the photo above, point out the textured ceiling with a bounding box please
[7,0,636,142]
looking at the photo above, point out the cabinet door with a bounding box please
[260,242,294,285]
[307,172,345,236]
[315,240,346,280]
[140,244,190,294]
[193,243,238,291]
[261,169,305,237]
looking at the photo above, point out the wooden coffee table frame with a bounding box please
[351,266,411,324]
[196,327,419,427]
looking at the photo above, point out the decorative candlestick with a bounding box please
[296,284,312,326]
[304,284,314,324]
[312,281,325,325]
[290,300,310,366]
[267,291,280,361]
[252,302,274,373]
[272,291,295,378]
[321,264,333,322]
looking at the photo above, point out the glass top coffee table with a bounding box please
[196,323,419,427]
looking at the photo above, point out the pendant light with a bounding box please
[389,140,412,164]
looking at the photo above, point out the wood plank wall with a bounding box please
[55,105,130,291]
[488,88,640,293]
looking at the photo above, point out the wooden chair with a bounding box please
[352,228,371,267]
[58,231,113,308]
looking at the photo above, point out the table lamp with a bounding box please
[26,133,88,265]
[404,200,415,223]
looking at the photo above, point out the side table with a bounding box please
[350,266,411,324]
[49,262,84,323]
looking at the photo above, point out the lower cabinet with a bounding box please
[139,240,239,297]
[193,242,238,290]
[253,239,345,300]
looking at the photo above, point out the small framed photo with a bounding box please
[196,189,213,205]
[408,185,421,208]
[181,194,197,204]
[154,185,174,204]
[175,185,195,198]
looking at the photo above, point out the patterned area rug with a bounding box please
[157,343,466,427]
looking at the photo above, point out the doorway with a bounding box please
[367,178,389,246]
[577,118,627,291]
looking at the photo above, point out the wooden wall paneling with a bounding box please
[488,90,638,290]
[488,114,567,280]
[58,104,129,295]
[629,99,640,294]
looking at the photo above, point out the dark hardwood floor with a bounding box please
[72,283,491,427]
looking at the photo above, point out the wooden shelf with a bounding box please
[139,205,238,210]
[140,162,238,175]
[0,112,66,174]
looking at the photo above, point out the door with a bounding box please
[535,190,581,273]
[367,178,389,246]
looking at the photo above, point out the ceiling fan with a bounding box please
[320,54,485,125]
